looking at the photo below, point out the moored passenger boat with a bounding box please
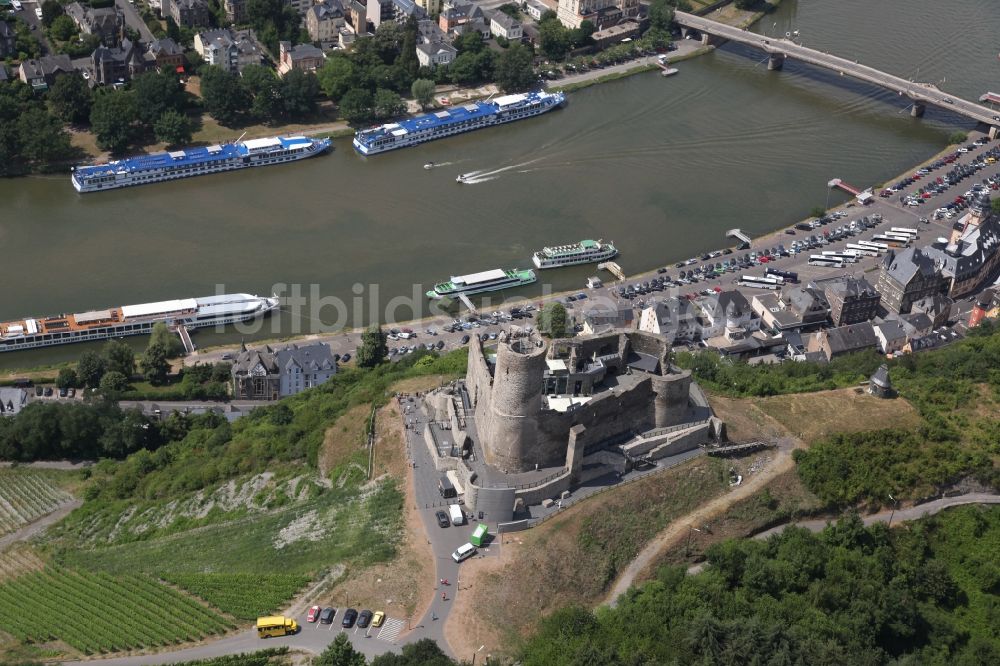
[71,135,331,193]
[532,239,618,269]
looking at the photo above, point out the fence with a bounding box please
[366,404,377,479]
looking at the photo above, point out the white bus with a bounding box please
[822,251,859,263]
[872,234,909,247]
[890,227,918,237]
[845,244,881,257]
[857,240,888,250]
[809,255,845,268]
[738,275,783,289]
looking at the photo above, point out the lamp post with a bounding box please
[887,493,898,528]
[684,525,702,558]
[472,645,486,666]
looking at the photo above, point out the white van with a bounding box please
[451,542,476,563]
[448,504,464,526]
[11,0,22,11]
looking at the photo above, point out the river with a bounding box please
[1,0,998,369]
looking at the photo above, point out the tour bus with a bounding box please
[872,234,908,248]
[822,251,859,263]
[890,227,919,237]
[257,616,298,638]
[765,267,799,283]
[737,275,783,290]
[809,256,844,268]
[857,240,889,251]
[845,244,881,257]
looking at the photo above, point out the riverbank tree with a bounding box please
[0,80,76,175]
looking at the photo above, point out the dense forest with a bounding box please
[520,506,1000,666]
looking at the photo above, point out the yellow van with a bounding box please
[256,616,298,638]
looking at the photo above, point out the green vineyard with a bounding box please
[0,568,234,654]
[0,469,74,536]
[161,573,311,620]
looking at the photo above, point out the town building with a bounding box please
[18,55,75,91]
[523,0,549,21]
[819,275,880,326]
[415,0,441,16]
[920,192,1000,299]
[556,0,637,30]
[439,0,490,38]
[194,28,262,74]
[146,37,186,71]
[752,286,831,332]
[0,63,9,83]
[65,2,124,48]
[876,247,950,315]
[367,0,395,29]
[899,312,933,340]
[277,40,326,75]
[693,290,756,341]
[0,21,16,59]
[968,288,996,328]
[909,293,952,329]
[591,20,639,48]
[164,0,211,28]
[489,11,522,41]
[223,0,247,23]
[231,342,338,400]
[581,304,634,335]
[638,298,700,343]
[391,0,426,22]
[416,41,457,67]
[873,319,907,355]
[92,39,147,85]
[307,1,347,42]
[807,321,878,361]
[347,0,367,31]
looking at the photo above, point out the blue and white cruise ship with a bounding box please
[352,91,566,156]
[71,135,332,193]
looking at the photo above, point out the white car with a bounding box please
[11,0,22,10]
[452,543,477,563]
[35,6,42,19]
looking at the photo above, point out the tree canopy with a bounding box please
[356,324,388,368]
[539,302,568,338]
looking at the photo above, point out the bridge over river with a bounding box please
[675,11,1000,132]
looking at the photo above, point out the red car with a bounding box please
[307,605,321,623]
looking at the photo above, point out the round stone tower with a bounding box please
[483,334,548,472]
[651,370,692,428]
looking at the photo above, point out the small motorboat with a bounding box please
[661,67,679,77]
[456,173,470,183]
[424,162,435,170]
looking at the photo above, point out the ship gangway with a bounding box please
[173,324,196,355]
[726,229,752,249]
[598,261,625,281]
[828,178,860,196]
[458,292,477,315]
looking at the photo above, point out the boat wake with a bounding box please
[456,159,541,184]
[425,161,457,169]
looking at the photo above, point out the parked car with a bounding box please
[357,610,373,629]
[460,335,470,344]
[436,510,450,528]
[341,608,358,628]
[371,611,385,628]
[340,353,351,363]
[319,607,336,624]
[307,606,321,623]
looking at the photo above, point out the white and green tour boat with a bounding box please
[426,268,537,299]
[532,239,617,269]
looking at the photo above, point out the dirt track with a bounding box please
[0,499,82,551]
[604,439,799,607]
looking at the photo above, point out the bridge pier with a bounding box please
[766,53,785,71]
[990,126,999,140]
[910,101,926,118]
